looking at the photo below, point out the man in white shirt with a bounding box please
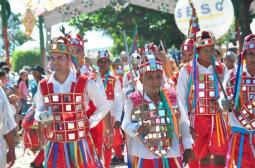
[0,86,16,168]
[177,31,228,168]
[122,50,193,167]
[95,49,124,167]
[123,52,141,97]
[221,34,255,168]
[34,36,111,167]
[180,38,194,66]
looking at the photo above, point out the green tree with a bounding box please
[8,13,32,51]
[231,0,253,45]
[69,5,184,56]
[0,8,31,56]
[11,50,41,72]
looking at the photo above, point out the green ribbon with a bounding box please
[159,91,174,138]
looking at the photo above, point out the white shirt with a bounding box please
[95,74,123,122]
[0,87,17,167]
[122,91,193,159]
[34,70,110,128]
[80,65,91,75]
[221,66,251,129]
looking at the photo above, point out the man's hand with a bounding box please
[137,124,150,136]
[190,127,198,141]
[103,128,113,149]
[103,113,113,149]
[221,98,233,111]
[6,148,15,168]
[158,52,167,62]
[8,94,20,105]
[183,149,195,166]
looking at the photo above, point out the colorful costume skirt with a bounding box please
[225,127,255,168]
[132,156,182,168]
[44,137,102,168]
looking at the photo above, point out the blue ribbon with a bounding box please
[232,127,255,134]
[153,158,159,168]
[103,70,109,89]
[53,143,58,168]
[127,154,132,168]
[192,53,198,109]
[233,56,243,109]
[78,141,87,168]
[231,127,255,168]
[211,56,219,99]
[83,140,92,161]
[44,142,53,168]
[64,143,71,168]
[237,133,244,168]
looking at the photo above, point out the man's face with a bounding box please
[0,74,9,86]
[49,52,70,73]
[69,45,84,61]
[141,71,163,93]
[97,58,110,73]
[245,49,255,74]
[32,71,41,80]
[182,51,194,63]
[224,57,235,70]
[121,56,128,65]
[112,65,124,75]
[197,45,215,66]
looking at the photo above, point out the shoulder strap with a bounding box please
[74,73,88,94]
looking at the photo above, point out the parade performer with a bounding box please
[34,36,111,167]
[122,49,193,167]
[67,33,108,159]
[221,34,255,168]
[111,57,126,165]
[95,49,124,167]
[67,34,91,75]
[123,52,141,97]
[180,39,194,66]
[111,58,124,86]
[177,30,228,168]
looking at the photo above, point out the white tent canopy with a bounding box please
[42,0,176,28]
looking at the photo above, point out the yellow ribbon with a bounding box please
[229,134,237,168]
[216,115,221,146]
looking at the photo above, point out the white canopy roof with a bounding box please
[42,0,176,28]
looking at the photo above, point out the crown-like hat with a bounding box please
[97,49,110,60]
[66,34,84,47]
[243,34,255,54]
[139,54,163,76]
[49,36,70,55]
[195,31,216,48]
[181,38,194,52]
